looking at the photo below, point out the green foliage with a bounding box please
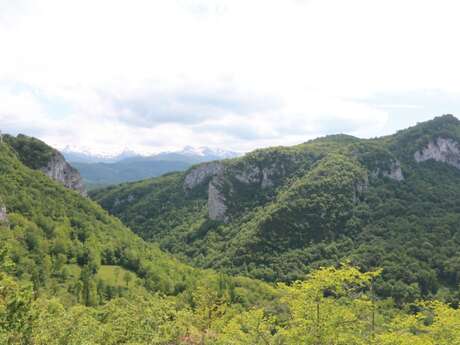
[4,134,55,170]
[278,265,380,344]
[2,263,460,344]
[0,136,276,310]
[3,117,460,343]
[93,115,460,303]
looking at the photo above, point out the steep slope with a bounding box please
[0,135,274,307]
[93,115,460,302]
[4,134,86,195]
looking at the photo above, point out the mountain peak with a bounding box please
[392,114,460,149]
[177,146,240,159]
[415,114,460,130]
[4,134,86,195]
[63,145,240,164]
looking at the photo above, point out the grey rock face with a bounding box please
[234,163,281,189]
[184,160,286,221]
[261,167,276,188]
[184,161,229,221]
[207,163,280,221]
[414,137,460,169]
[371,160,404,182]
[208,177,228,222]
[41,152,87,196]
[234,165,261,184]
[183,162,224,190]
[382,160,404,181]
[0,203,7,223]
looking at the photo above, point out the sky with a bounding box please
[1,0,460,154]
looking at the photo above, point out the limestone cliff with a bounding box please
[382,160,404,181]
[208,176,228,222]
[0,202,7,224]
[371,160,404,182]
[4,134,87,196]
[184,159,290,222]
[4,134,86,196]
[184,162,227,221]
[233,163,283,188]
[183,162,224,190]
[41,151,87,196]
[414,137,460,169]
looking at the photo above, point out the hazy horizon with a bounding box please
[2,1,460,154]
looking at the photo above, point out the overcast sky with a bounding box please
[1,0,460,154]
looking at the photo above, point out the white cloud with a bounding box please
[1,0,460,153]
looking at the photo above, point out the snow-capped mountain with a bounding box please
[65,146,242,189]
[177,146,240,159]
[62,146,141,163]
[63,146,241,164]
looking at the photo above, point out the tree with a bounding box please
[191,285,228,345]
[80,266,98,306]
[217,308,278,345]
[279,264,380,345]
[123,271,132,288]
[376,301,460,345]
[0,273,34,344]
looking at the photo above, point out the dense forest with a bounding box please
[93,115,460,305]
[3,248,460,344]
[2,117,460,343]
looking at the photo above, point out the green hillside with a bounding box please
[92,115,460,304]
[2,124,460,344]
[3,134,55,170]
[0,134,275,306]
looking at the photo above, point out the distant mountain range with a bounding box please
[62,145,240,163]
[63,146,241,189]
[61,147,140,163]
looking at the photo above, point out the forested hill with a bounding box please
[3,120,460,344]
[0,132,273,306]
[92,114,460,304]
[4,134,87,195]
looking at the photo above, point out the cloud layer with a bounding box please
[1,0,460,153]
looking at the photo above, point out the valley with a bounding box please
[1,116,460,344]
[92,115,460,306]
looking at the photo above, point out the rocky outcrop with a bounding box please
[208,177,228,222]
[3,134,86,195]
[382,160,404,181]
[261,167,276,188]
[234,163,283,189]
[184,162,229,221]
[0,202,7,224]
[414,137,460,169]
[372,160,404,182]
[234,165,261,184]
[41,152,87,196]
[184,159,289,221]
[183,162,224,190]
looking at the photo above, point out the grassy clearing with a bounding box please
[66,264,137,287]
